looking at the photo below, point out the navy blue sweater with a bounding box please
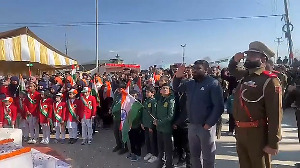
[173,76,224,126]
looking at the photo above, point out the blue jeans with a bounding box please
[188,124,216,168]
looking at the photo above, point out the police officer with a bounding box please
[228,41,283,168]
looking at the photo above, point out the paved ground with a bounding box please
[26,109,300,168]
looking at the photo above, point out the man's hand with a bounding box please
[153,119,158,126]
[141,124,145,130]
[173,124,178,130]
[263,146,278,155]
[175,64,186,78]
[149,128,153,133]
[234,52,245,62]
[287,84,296,92]
[203,124,211,130]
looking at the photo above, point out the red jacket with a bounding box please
[39,98,53,124]
[16,98,29,119]
[66,98,80,122]
[0,86,10,98]
[78,95,97,120]
[0,103,17,126]
[52,101,66,123]
[24,91,40,117]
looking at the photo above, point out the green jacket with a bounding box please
[154,94,175,134]
[129,102,143,129]
[141,97,157,128]
[112,93,122,121]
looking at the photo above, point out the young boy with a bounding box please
[79,87,96,145]
[25,83,40,144]
[128,90,143,162]
[66,89,80,144]
[17,91,30,141]
[53,93,66,144]
[39,90,53,144]
[0,97,17,128]
[154,83,175,168]
[141,86,158,163]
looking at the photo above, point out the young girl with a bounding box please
[39,90,53,144]
[53,93,66,144]
[154,83,175,168]
[0,97,17,128]
[66,89,79,144]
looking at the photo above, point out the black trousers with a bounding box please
[296,110,300,143]
[113,120,122,147]
[173,127,190,164]
[129,127,143,156]
[229,114,235,133]
[144,127,158,156]
[157,131,173,168]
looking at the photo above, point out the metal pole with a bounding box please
[65,32,68,55]
[181,44,186,64]
[283,0,294,65]
[274,37,283,62]
[96,0,99,68]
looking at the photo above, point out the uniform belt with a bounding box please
[235,119,267,128]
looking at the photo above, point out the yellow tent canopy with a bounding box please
[0,27,77,75]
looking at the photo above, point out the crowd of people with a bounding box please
[0,41,300,168]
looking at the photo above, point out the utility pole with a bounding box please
[283,0,294,64]
[274,37,283,62]
[181,44,186,64]
[96,0,99,68]
[65,32,68,55]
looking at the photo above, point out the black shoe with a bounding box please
[118,148,128,155]
[186,164,192,168]
[176,158,185,166]
[68,138,73,144]
[112,146,122,152]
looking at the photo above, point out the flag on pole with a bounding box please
[71,65,76,81]
[120,89,143,143]
[133,77,143,100]
[105,81,114,98]
[19,74,26,91]
[126,80,131,91]
[91,80,100,105]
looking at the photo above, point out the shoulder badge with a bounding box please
[262,71,277,78]
[148,103,151,108]
[163,102,168,108]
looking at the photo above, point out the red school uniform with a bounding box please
[39,98,53,124]
[52,101,66,123]
[78,95,97,120]
[15,98,29,120]
[66,98,80,122]
[24,91,40,117]
[0,103,17,126]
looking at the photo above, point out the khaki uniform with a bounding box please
[229,58,283,168]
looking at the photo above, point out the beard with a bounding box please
[244,60,262,69]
